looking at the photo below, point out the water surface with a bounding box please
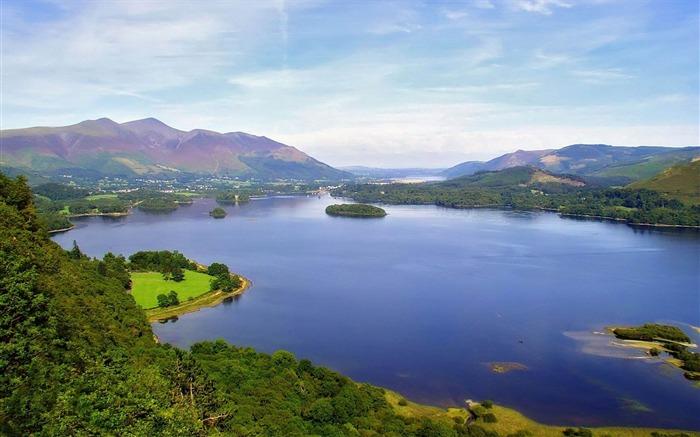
[52,196,700,429]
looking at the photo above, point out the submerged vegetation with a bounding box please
[610,324,700,381]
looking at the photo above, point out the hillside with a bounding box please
[442,144,699,185]
[333,166,700,226]
[0,172,443,435]
[628,160,700,206]
[441,166,586,189]
[0,118,352,181]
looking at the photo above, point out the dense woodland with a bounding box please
[325,204,387,217]
[6,175,485,436]
[333,178,700,227]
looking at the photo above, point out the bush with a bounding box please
[398,398,408,406]
[563,428,593,437]
[481,413,497,423]
[481,400,494,409]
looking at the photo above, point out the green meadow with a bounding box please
[131,270,213,309]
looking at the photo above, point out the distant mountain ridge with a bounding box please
[0,118,352,180]
[443,144,699,184]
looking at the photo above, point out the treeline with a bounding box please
[612,324,691,343]
[215,190,251,204]
[124,190,193,212]
[129,249,197,282]
[206,262,242,292]
[333,183,700,227]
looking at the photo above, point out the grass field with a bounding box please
[131,270,213,309]
[85,194,119,200]
[386,392,700,437]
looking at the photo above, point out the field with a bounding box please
[131,270,213,309]
[385,392,700,437]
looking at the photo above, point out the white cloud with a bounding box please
[572,68,635,84]
[1,0,697,167]
[510,0,573,15]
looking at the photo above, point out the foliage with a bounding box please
[33,182,89,200]
[325,203,387,217]
[129,250,196,273]
[205,261,241,293]
[137,197,180,212]
[215,191,250,204]
[333,177,700,227]
[209,207,227,218]
[562,428,593,437]
[612,324,691,343]
[612,324,700,379]
[157,291,180,308]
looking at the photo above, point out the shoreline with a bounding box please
[145,276,252,322]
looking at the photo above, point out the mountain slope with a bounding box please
[628,160,700,205]
[0,118,352,180]
[440,166,586,189]
[442,144,699,184]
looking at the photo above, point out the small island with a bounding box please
[609,323,700,381]
[325,203,387,218]
[209,207,227,218]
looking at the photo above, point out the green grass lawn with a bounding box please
[131,270,213,309]
[85,194,119,200]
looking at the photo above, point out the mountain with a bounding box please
[442,144,699,184]
[628,159,700,206]
[0,118,353,181]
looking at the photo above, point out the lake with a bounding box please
[51,195,700,430]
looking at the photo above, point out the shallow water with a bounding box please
[52,195,700,429]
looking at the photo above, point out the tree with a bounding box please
[168,290,180,306]
[69,240,83,260]
[171,266,185,282]
[157,294,171,308]
[207,263,230,278]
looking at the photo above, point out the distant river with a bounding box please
[52,196,700,430]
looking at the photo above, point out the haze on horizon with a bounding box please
[1,0,698,168]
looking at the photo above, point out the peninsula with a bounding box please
[128,250,249,321]
[608,323,700,381]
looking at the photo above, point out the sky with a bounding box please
[1,0,698,168]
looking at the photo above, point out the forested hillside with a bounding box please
[0,172,478,436]
[333,167,700,227]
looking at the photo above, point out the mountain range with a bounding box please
[442,144,699,185]
[0,118,352,181]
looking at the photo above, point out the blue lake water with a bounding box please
[52,195,700,430]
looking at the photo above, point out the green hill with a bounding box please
[628,160,700,206]
[441,166,586,189]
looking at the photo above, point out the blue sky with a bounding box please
[1,0,698,167]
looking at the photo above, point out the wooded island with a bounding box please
[325,203,387,217]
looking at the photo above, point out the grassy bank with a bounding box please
[143,277,251,322]
[131,269,213,309]
[386,393,700,436]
